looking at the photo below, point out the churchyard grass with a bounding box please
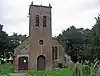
[0,73,10,76]
[27,68,72,76]
[90,67,95,76]
[0,64,14,76]
[0,64,95,76]
[0,64,14,73]
[27,67,95,76]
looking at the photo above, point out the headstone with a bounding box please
[58,63,62,68]
[68,61,74,69]
[72,62,81,76]
[97,65,100,76]
[54,63,60,70]
[82,65,90,76]
[94,60,100,76]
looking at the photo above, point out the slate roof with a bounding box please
[14,37,30,55]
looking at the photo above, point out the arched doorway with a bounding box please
[37,55,45,70]
[18,56,28,70]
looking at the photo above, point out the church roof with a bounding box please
[52,38,61,46]
[14,37,30,56]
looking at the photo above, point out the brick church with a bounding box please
[13,2,66,72]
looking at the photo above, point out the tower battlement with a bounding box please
[30,1,52,8]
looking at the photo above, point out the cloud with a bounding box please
[0,0,100,37]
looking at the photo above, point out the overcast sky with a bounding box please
[0,0,100,37]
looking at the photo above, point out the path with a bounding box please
[9,73,26,76]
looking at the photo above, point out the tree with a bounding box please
[57,26,84,62]
[89,14,100,60]
[0,24,27,63]
[79,14,100,62]
[8,33,27,57]
[0,24,9,63]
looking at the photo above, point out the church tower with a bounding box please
[29,2,53,70]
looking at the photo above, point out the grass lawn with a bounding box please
[0,64,14,73]
[0,73,10,76]
[27,68,72,76]
[0,64,14,76]
[0,64,95,76]
[27,67,95,76]
[90,67,95,76]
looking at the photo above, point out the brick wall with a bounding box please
[13,56,18,72]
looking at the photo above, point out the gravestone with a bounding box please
[96,65,100,76]
[82,65,90,76]
[72,62,81,76]
[64,54,74,69]
[54,63,60,70]
[58,63,62,68]
[68,61,74,69]
[94,60,100,76]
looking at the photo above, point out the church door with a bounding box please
[18,56,28,70]
[37,55,45,70]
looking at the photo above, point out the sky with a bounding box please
[0,0,100,37]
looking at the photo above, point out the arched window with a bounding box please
[43,15,47,27]
[52,46,58,60]
[55,47,57,59]
[36,15,39,27]
[52,47,55,60]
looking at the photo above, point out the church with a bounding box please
[13,2,66,72]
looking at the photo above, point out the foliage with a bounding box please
[0,24,9,63]
[57,14,100,63]
[57,26,90,62]
[8,33,27,57]
[89,14,100,60]
[0,24,27,63]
